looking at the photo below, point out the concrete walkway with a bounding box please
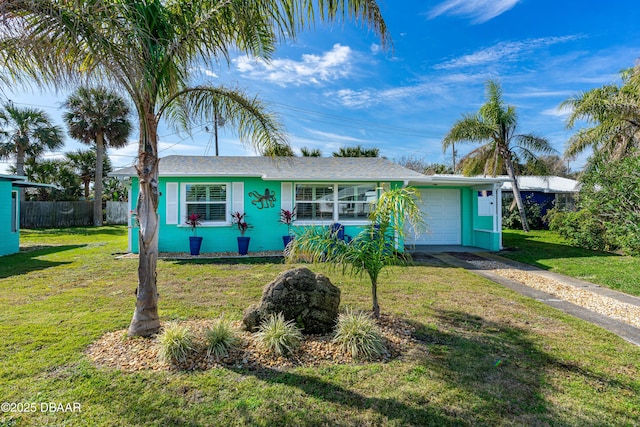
[419,251,640,347]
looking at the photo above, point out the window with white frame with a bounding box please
[183,183,228,222]
[294,183,377,222]
[337,183,377,220]
[295,184,334,221]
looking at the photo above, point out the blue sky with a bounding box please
[2,0,639,174]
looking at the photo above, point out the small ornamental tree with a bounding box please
[285,187,423,319]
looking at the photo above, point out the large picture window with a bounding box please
[338,183,377,220]
[184,183,228,222]
[295,184,334,221]
[295,183,377,222]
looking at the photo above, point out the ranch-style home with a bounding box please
[111,156,506,254]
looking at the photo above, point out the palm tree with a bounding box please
[300,147,322,157]
[261,144,296,156]
[0,102,64,200]
[15,157,82,201]
[286,187,423,319]
[65,148,112,200]
[442,80,554,232]
[333,145,380,157]
[63,87,131,226]
[0,0,389,337]
[562,66,640,162]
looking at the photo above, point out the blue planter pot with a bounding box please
[189,236,203,255]
[237,236,250,255]
[282,235,294,249]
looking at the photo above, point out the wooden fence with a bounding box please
[21,201,93,228]
[106,201,128,225]
[20,201,128,228]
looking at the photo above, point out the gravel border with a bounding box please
[465,259,640,329]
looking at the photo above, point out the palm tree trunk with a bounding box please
[128,114,161,337]
[372,280,380,319]
[94,134,105,226]
[505,157,530,232]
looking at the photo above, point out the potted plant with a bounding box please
[280,208,296,249]
[231,211,251,255]
[186,213,203,255]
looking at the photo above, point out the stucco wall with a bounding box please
[129,177,402,254]
[0,180,19,257]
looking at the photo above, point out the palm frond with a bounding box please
[165,85,289,154]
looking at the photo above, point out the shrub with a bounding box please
[254,313,303,356]
[333,309,386,359]
[157,322,197,364]
[546,208,610,252]
[502,194,549,230]
[205,316,240,358]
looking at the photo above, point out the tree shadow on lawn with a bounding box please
[411,309,638,426]
[226,310,637,426]
[0,245,82,279]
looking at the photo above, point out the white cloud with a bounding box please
[541,105,572,119]
[233,44,353,87]
[305,129,369,143]
[202,69,219,78]
[434,35,583,70]
[429,0,521,24]
[370,43,381,55]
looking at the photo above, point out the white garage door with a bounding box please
[407,189,461,245]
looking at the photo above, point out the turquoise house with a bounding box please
[112,156,505,254]
[0,175,57,257]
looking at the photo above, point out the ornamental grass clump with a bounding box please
[205,316,240,358]
[254,313,303,356]
[333,309,386,360]
[157,322,197,364]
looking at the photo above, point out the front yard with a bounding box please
[1,227,639,426]
[502,229,640,296]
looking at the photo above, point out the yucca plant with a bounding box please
[205,316,240,358]
[254,313,303,356]
[333,309,386,360]
[156,322,197,364]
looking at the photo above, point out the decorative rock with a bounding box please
[242,267,341,334]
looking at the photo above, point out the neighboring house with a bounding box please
[0,175,56,256]
[501,176,580,215]
[111,156,507,254]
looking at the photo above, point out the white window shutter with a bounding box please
[165,182,178,224]
[232,182,244,215]
[281,182,293,211]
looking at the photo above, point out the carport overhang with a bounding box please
[406,175,508,187]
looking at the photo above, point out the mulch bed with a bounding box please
[85,315,424,372]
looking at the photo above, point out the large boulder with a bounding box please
[242,267,340,334]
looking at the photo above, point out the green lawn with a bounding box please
[502,229,640,296]
[1,226,639,426]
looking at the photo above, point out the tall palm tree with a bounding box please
[562,66,640,162]
[64,87,131,226]
[65,148,111,200]
[0,0,389,336]
[442,80,554,232]
[0,102,64,200]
